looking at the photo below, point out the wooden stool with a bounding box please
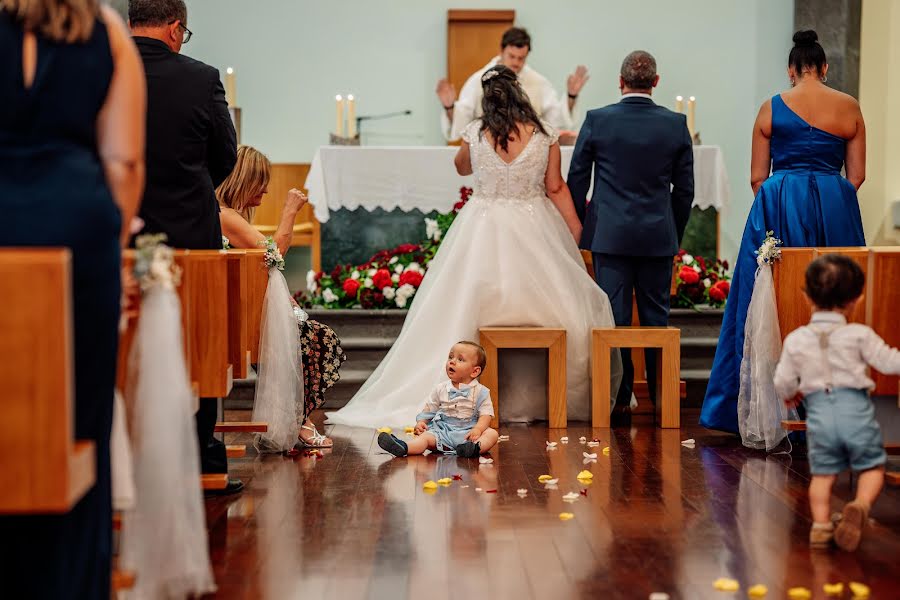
[479,328,567,428]
[591,327,681,428]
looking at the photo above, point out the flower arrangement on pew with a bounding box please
[261,236,285,271]
[672,249,731,309]
[297,187,472,310]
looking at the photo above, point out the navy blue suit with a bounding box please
[568,96,694,408]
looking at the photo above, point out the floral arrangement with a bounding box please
[297,187,472,309]
[261,236,285,271]
[755,231,783,267]
[133,233,181,291]
[222,235,231,250]
[672,249,731,309]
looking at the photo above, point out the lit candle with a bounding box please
[335,95,345,137]
[687,96,696,137]
[346,94,356,138]
[675,95,684,114]
[224,67,236,107]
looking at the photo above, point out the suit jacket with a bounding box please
[134,37,236,249]
[568,96,694,257]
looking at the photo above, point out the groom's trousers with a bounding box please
[592,254,673,409]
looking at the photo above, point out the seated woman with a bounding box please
[218,145,346,448]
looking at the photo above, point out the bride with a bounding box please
[328,65,620,429]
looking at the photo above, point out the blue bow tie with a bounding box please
[448,386,471,401]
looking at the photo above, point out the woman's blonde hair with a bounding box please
[216,145,272,223]
[1,0,99,43]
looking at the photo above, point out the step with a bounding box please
[226,444,247,458]
[214,421,267,433]
[782,420,807,431]
[201,474,228,490]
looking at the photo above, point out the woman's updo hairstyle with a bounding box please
[479,64,547,153]
[789,29,827,77]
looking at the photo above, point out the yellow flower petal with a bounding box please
[787,588,812,600]
[747,584,768,597]
[849,582,870,599]
[823,583,843,596]
[422,480,438,490]
[404,426,415,434]
[436,478,452,486]
[712,578,740,592]
[602,446,611,456]
[538,474,554,482]
[576,470,594,480]
[377,427,392,434]
[558,512,575,521]
[423,486,437,495]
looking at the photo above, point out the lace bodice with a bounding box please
[462,119,559,202]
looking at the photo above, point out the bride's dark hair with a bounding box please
[479,64,547,153]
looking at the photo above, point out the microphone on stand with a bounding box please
[356,110,413,135]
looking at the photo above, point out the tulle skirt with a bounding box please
[327,194,622,429]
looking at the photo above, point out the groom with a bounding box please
[568,50,694,426]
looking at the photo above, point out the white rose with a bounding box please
[703,278,711,288]
[306,270,318,293]
[364,277,374,288]
[391,274,400,283]
[389,256,398,265]
[395,295,408,308]
[397,283,416,298]
[367,268,377,277]
[692,265,701,273]
[322,288,338,303]
[681,254,694,264]
[382,286,396,300]
[351,271,360,280]
[394,265,403,274]
[425,218,440,242]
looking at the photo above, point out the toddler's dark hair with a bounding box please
[457,341,487,370]
[804,254,865,309]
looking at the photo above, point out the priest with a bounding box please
[437,27,589,142]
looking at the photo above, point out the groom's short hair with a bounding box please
[620,50,657,90]
[501,27,531,51]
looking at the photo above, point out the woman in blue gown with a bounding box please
[0,1,144,596]
[701,30,866,433]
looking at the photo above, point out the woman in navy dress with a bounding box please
[0,0,144,596]
[701,30,866,433]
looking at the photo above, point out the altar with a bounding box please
[305,145,729,269]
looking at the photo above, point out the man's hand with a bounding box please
[567,65,590,97]
[414,420,428,435]
[436,78,457,108]
[466,427,483,442]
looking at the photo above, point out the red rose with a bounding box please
[698,256,707,270]
[330,265,342,280]
[453,201,466,212]
[372,268,392,290]
[677,249,687,257]
[679,266,700,285]
[399,270,424,288]
[716,280,730,295]
[315,271,324,281]
[709,285,726,302]
[393,243,419,255]
[342,278,361,297]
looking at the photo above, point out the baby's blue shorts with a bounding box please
[805,388,886,475]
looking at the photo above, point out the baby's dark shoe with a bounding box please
[455,440,481,458]
[378,432,408,457]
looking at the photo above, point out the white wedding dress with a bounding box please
[327,120,621,428]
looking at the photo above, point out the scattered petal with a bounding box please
[591,438,602,443]
[579,489,588,496]
[377,427,392,434]
[579,436,587,444]
[485,489,498,494]
[587,441,601,448]
[712,578,740,592]
[478,456,494,464]
[538,475,555,482]
[582,458,597,465]
[649,594,670,600]
[460,485,470,489]
[787,588,811,600]
[436,478,452,486]
[404,426,415,434]
[558,512,575,521]
[602,446,611,456]
[583,452,598,459]
[681,438,696,448]
[546,441,558,450]
[474,487,482,492]
[423,486,437,495]
[517,488,528,497]
[576,471,594,484]
[562,492,580,502]
[849,582,870,599]
[823,583,843,596]
[422,480,438,490]
[452,474,463,481]
[544,483,559,490]
[542,478,559,486]
[498,435,510,442]
[560,436,569,444]
[747,584,768,597]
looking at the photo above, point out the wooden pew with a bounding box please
[0,249,95,513]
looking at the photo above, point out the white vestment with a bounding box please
[441,57,574,141]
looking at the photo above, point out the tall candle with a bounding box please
[687,96,696,136]
[675,95,684,114]
[225,67,236,107]
[346,94,357,138]
[335,95,345,137]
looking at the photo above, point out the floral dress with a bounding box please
[299,318,347,418]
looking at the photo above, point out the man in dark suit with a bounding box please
[129,0,241,493]
[568,50,694,426]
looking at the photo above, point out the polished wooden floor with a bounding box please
[204,408,900,600]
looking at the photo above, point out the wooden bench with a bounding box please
[591,327,681,429]
[0,249,96,513]
[479,328,567,429]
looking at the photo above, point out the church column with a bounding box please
[793,0,862,97]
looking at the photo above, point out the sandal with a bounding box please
[297,423,333,448]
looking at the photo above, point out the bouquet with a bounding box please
[672,249,731,309]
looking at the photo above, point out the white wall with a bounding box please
[184,0,794,263]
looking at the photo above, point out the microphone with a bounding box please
[356,110,413,133]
